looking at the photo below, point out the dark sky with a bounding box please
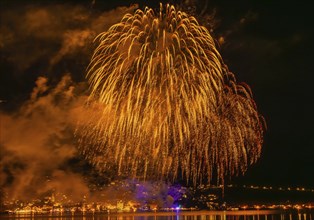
[0,0,313,189]
[208,0,314,187]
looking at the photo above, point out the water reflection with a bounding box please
[5,212,314,220]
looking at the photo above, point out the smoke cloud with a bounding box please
[0,1,138,200]
[0,2,137,62]
[0,75,89,202]
[0,74,185,207]
[0,2,138,104]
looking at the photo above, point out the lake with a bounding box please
[1,210,313,220]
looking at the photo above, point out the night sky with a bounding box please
[0,0,313,193]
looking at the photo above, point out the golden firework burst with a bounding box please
[77,4,264,185]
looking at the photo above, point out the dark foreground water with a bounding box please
[1,211,313,220]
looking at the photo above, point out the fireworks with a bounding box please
[77,4,264,185]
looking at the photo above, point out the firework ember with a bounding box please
[77,4,264,185]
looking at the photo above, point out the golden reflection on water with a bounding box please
[7,212,314,220]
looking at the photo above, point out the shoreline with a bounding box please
[2,209,310,217]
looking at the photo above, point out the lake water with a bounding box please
[1,211,313,220]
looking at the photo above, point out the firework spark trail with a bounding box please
[77,4,264,185]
